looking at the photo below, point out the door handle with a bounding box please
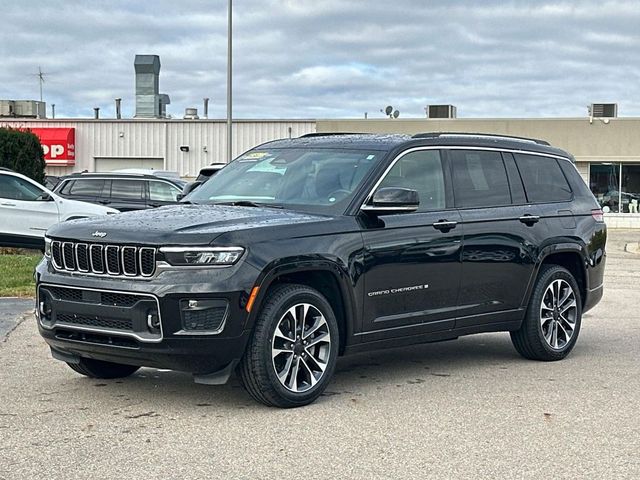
[1,202,16,207]
[433,220,458,231]
[519,214,540,225]
[97,199,111,205]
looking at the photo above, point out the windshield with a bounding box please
[187,148,382,214]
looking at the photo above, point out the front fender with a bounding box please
[245,256,359,345]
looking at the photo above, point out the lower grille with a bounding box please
[57,313,133,331]
[183,308,227,331]
[55,329,139,348]
[38,284,163,343]
[46,286,141,307]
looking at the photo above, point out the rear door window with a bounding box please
[450,150,512,208]
[68,179,105,197]
[110,180,145,200]
[149,181,180,202]
[514,154,573,203]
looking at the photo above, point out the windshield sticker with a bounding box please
[243,152,269,159]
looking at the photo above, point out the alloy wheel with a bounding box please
[271,303,331,393]
[540,279,577,350]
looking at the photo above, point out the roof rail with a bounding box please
[299,132,366,138]
[411,132,550,146]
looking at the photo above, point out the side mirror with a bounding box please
[179,181,203,201]
[361,187,419,215]
[38,192,53,202]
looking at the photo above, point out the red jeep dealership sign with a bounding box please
[30,128,76,166]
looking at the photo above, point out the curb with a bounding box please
[624,242,640,254]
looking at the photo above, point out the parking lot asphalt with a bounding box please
[0,298,33,339]
[0,231,638,479]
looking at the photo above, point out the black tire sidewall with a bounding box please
[259,287,339,405]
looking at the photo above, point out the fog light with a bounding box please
[180,299,228,332]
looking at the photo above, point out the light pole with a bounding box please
[226,0,233,163]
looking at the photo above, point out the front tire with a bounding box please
[511,265,582,361]
[67,358,140,379]
[238,284,339,408]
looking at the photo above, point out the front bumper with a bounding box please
[35,258,259,375]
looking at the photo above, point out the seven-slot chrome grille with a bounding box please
[51,240,156,277]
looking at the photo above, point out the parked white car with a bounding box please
[0,169,118,250]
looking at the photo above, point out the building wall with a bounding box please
[0,119,316,177]
[319,117,640,227]
[317,117,640,182]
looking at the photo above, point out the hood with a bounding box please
[46,204,330,245]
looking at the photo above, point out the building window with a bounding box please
[622,164,640,213]
[590,163,640,213]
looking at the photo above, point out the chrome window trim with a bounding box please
[361,145,572,210]
[361,205,417,212]
[37,283,163,343]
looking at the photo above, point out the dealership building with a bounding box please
[1,110,640,228]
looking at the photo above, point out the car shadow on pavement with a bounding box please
[54,331,593,411]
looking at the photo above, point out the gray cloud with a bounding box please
[0,0,638,119]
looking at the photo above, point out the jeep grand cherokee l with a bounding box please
[35,133,606,408]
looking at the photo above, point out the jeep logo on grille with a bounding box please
[92,231,107,238]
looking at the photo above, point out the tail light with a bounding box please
[591,209,604,222]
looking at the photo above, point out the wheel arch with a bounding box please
[535,243,588,307]
[248,260,357,355]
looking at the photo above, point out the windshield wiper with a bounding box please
[217,201,283,209]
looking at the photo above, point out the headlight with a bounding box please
[159,246,244,266]
[44,237,52,258]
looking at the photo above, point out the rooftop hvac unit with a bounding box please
[0,100,15,117]
[426,104,457,119]
[184,108,199,119]
[590,103,617,118]
[13,100,46,118]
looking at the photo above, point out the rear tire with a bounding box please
[511,265,582,361]
[238,284,339,408]
[67,358,140,379]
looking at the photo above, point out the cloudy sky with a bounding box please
[1,0,639,119]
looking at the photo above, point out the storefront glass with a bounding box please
[589,163,640,213]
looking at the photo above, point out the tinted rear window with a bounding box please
[110,180,145,200]
[68,179,104,196]
[450,150,512,208]
[514,154,572,203]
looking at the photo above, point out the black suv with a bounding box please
[36,133,606,407]
[53,172,186,211]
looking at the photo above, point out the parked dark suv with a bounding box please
[53,172,186,211]
[36,133,606,407]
